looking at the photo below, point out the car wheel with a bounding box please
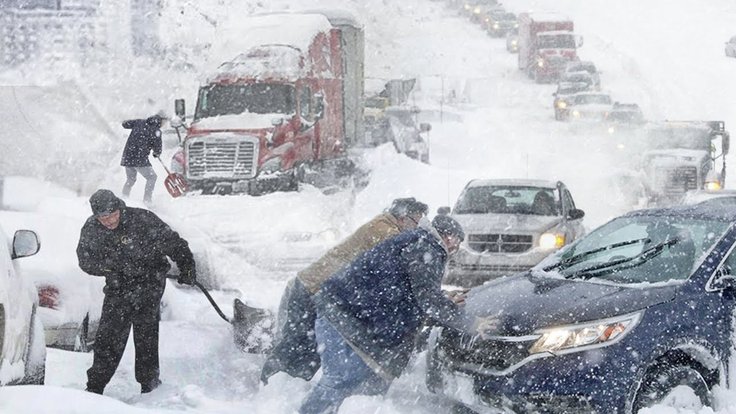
[632,362,711,413]
[22,307,46,385]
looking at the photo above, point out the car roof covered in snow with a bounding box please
[466,178,560,189]
[626,202,736,223]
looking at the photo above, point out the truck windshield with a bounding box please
[454,186,560,216]
[195,83,296,119]
[538,34,576,49]
[544,215,729,284]
[647,126,713,150]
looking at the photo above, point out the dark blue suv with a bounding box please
[427,203,736,413]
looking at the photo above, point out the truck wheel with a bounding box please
[632,362,711,413]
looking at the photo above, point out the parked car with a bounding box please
[553,81,593,120]
[0,223,45,385]
[427,202,736,413]
[681,189,736,206]
[0,211,103,352]
[562,60,601,89]
[444,179,585,287]
[484,9,517,37]
[506,28,519,53]
[560,92,614,122]
[725,35,736,57]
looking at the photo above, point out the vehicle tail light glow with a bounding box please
[38,285,60,309]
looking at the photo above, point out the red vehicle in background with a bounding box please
[517,13,582,83]
[171,11,365,195]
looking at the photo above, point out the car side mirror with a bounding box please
[420,123,432,132]
[437,206,451,216]
[314,93,325,120]
[174,99,186,118]
[12,229,40,259]
[568,209,585,220]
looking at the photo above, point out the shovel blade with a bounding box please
[164,173,188,198]
[232,298,275,353]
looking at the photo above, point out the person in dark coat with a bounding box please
[121,114,163,204]
[299,215,477,414]
[76,189,196,395]
[260,198,428,384]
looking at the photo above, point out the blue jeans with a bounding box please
[299,318,390,414]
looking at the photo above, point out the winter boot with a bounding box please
[141,378,162,394]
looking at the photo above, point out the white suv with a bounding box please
[0,224,45,385]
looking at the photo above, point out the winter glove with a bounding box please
[153,152,161,158]
[177,268,196,286]
[471,315,501,339]
[103,272,123,295]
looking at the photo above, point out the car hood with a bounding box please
[452,213,562,234]
[464,273,677,335]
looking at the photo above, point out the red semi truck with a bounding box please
[517,13,581,83]
[171,11,365,194]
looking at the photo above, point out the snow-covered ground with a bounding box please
[2,0,736,413]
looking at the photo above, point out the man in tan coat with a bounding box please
[261,198,428,383]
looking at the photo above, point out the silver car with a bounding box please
[445,179,586,287]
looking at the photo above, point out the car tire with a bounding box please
[632,362,711,413]
[21,307,46,385]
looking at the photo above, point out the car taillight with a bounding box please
[38,285,60,309]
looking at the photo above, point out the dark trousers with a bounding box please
[86,281,165,393]
[122,166,157,203]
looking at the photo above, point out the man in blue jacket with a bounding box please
[121,114,163,204]
[300,215,473,414]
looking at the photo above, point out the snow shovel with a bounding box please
[192,280,274,353]
[154,156,188,198]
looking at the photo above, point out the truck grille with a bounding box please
[657,166,698,194]
[186,136,259,180]
[439,328,534,372]
[467,234,533,253]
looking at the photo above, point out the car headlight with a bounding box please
[556,101,567,109]
[539,232,565,249]
[572,110,581,118]
[474,7,481,14]
[261,156,282,173]
[514,22,519,28]
[607,126,615,135]
[511,40,518,46]
[529,312,642,355]
[464,4,471,10]
[493,23,500,29]
[706,181,722,191]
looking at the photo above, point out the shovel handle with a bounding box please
[154,155,173,175]
[193,281,231,323]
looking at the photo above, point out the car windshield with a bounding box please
[454,186,560,216]
[574,95,612,105]
[538,34,576,49]
[647,125,713,150]
[543,215,729,284]
[607,110,643,123]
[195,83,296,119]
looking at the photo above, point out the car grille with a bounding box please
[656,166,698,194]
[187,136,259,180]
[439,328,534,372]
[467,234,533,253]
[451,263,531,274]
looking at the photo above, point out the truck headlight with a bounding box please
[706,181,722,191]
[537,58,545,68]
[261,156,282,173]
[556,101,567,109]
[529,312,642,355]
[539,232,565,249]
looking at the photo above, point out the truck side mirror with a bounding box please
[420,123,432,132]
[314,93,325,120]
[174,99,186,118]
[12,230,40,259]
[723,132,730,155]
[437,206,451,216]
[568,209,585,220]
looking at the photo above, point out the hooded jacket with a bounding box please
[312,220,472,379]
[76,193,194,294]
[120,116,163,167]
[298,212,404,294]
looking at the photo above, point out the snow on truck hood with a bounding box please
[452,213,563,235]
[191,113,283,131]
[463,273,677,336]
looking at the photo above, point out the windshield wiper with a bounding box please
[563,238,679,280]
[544,238,650,272]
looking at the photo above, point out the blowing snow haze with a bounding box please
[1,0,736,413]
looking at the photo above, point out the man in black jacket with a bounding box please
[76,189,196,394]
[121,114,163,204]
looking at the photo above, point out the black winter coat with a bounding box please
[120,118,162,167]
[76,207,195,295]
